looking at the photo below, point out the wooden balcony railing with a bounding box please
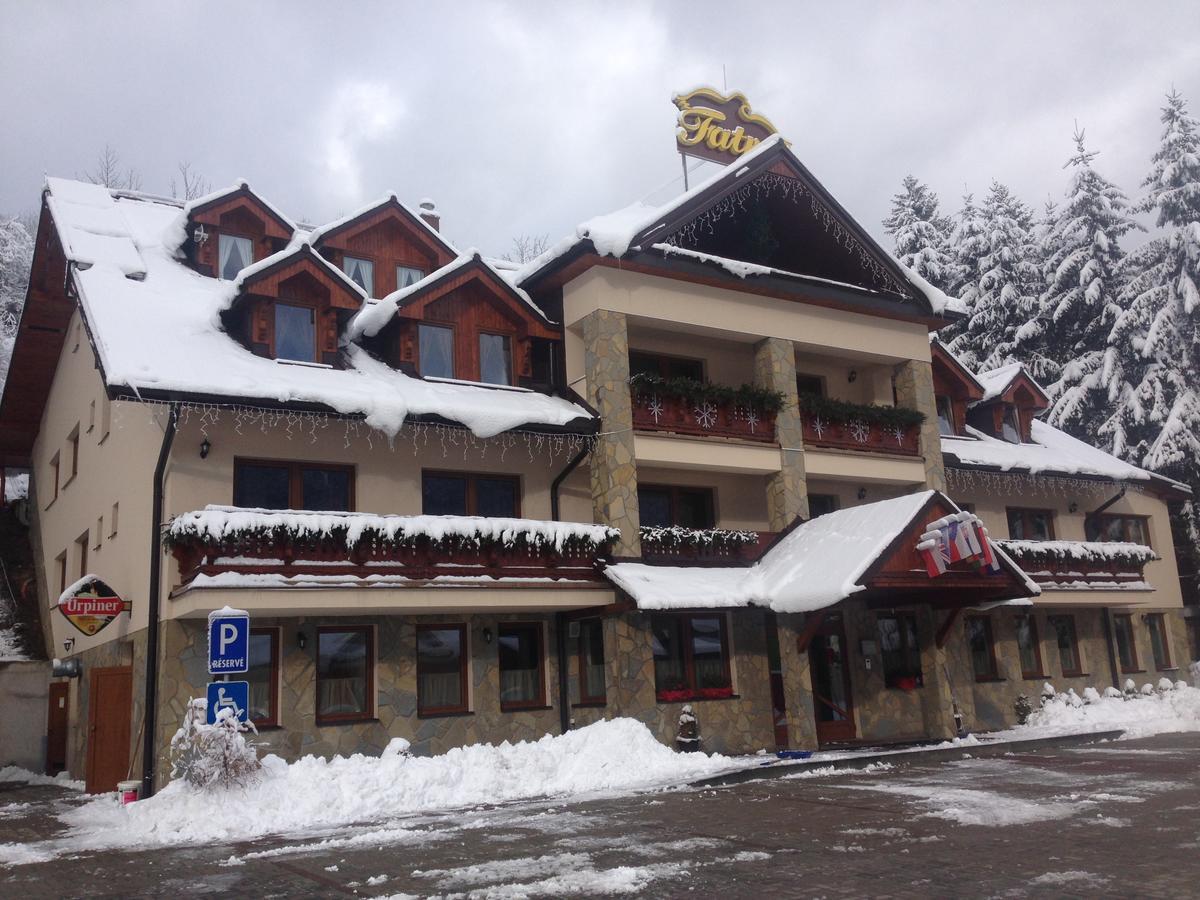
[629,375,781,443]
[798,396,923,456]
[167,507,619,584]
[639,527,776,565]
[995,540,1158,589]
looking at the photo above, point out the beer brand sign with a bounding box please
[673,87,778,164]
[58,577,130,636]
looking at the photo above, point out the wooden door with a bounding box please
[810,614,856,745]
[45,682,70,775]
[85,667,132,794]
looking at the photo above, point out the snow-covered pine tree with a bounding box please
[1036,128,1140,438]
[883,175,955,291]
[946,182,1040,372]
[937,191,988,346]
[0,216,35,393]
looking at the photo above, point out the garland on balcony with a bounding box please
[639,525,761,552]
[629,374,785,413]
[797,393,925,430]
[995,539,1158,568]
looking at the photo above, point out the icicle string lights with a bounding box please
[946,466,1146,498]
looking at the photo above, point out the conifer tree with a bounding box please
[937,191,988,346]
[0,216,34,392]
[883,175,955,291]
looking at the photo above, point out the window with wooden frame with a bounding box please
[67,425,80,483]
[796,373,826,398]
[88,399,96,433]
[1006,507,1055,541]
[421,471,520,518]
[478,332,513,386]
[109,502,119,537]
[1145,614,1172,670]
[498,623,546,710]
[342,255,375,297]
[218,233,254,280]
[316,626,374,723]
[651,613,733,702]
[1085,514,1151,546]
[417,624,469,716]
[273,302,318,363]
[629,350,704,382]
[75,531,89,579]
[1048,615,1082,676]
[93,518,103,551]
[966,616,1000,681]
[1001,405,1022,443]
[935,394,956,436]
[48,452,60,505]
[808,493,840,519]
[396,265,425,289]
[637,484,715,529]
[1015,614,1045,678]
[878,613,923,689]
[56,552,67,595]
[576,618,606,705]
[247,628,280,727]
[233,459,354,512]
[418,322,455,379]
[1113,613,1140,673]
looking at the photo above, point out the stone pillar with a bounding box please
[776,612,818,749]
[581,309,640,556]
[894,358,946,492]
[916,607,971,741]
[754,337,809,527]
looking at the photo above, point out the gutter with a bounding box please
[140,402,178,799]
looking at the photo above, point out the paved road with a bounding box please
[3,733,1199,898]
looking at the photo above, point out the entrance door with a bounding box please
[46,682,70,776]
[810,614,856,745]
[85,667,132,794]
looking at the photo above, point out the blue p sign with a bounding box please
[207,613,250,675]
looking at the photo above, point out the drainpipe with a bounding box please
[549,445,589,522]
[550,446,588,735]
[1084,485,1127,537]
[140,403,178,799]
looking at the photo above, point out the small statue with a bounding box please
[676,704,701,753]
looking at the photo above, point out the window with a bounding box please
[878,614,923,689]
[1001,405,1021,443]
[99,392,111,442]
[94,518,103,551]
[629,351,704,382]
[966,616,999,681]
[421,471,519,517]
[218,234,253,280]
[76,531,89,579]
[935,395,956,435]
[637,485,715,529]
[233,459,354,511]
[808,494,840,519]
[342,256,374,296]
[417,624,468,715]
[316,627,373,723]
[1113,614,1140,673]
[577,618,606,705]
[796,373,825,398]
[48,452,60,504]
[1016,614,1044,678]
[1006,508,1055,541]
[109,502,119,537]
[1146,614,1172,670]
[274,303,317,363]
[397,265,425,289]
[1086,514,1150,546]
[651,614,733,701]
[247,628,279,726]
[419,323,455,379]
[56,552,67,595]
[88,399,96,433]
[498,623,545,710]
[67,425,80,482]
[479,333,512,386]
[1048,615,1082,676]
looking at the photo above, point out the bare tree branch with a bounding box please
[169,162,212,201]
[501,234,551,264]
[81,144,143,191]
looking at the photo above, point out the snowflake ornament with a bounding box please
[694,401,718,429]
[891,425,906,446]
[810,416,826,438]
[648,395,665,423]
[849,420,870,443]
[744,408,760,433]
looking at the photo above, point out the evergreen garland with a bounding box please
[797,392,925,429]
[629,373,785,413]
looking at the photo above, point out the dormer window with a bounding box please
[419,323,455,378]
[343,256,374,296]
[275,303,317,363]
[1001,406,1021,444]
[935,395,955,436]
[219,234,253,280]
[397,266,425,289]
[479,333,512,385]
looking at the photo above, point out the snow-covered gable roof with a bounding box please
[972,362,1049,408]
[307,192,457,259]
[607,491,1037,612]
[164,179,297,256]
[42,178,592,439]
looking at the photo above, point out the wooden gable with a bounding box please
[186,184,294,277]
[930,340,985,437]
[969,370,1050,443]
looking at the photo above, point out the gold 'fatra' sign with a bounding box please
[673,88,778,164]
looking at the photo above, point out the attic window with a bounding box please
[479,333,512,386]
[419,323,455,378]
[1001,406,1021,444]
[275,303,316,363]
[935,395,955,436]
[397,266,425,289]
[219,234,253,280]
[344,256,374,296]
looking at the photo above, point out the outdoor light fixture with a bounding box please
[1068,501,1079,513]
[483,627,493,644]
[199,438,211,459]
[848,369,858,383]
[297,630,307,650]
[857,487,867,500]
[63,637,75,653]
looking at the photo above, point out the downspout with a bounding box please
[550,445,589,735]
[140,403,178,799]
[1084,485,1127,536]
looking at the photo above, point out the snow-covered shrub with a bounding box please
[1158,677,1176,693]
[1176,681,1189,692]
[1041,682,1056,703]
[1014,694,1033,724]
[1103,686,1122,699]
[1082,687,1102,704]
[1141,683,1155,696]
[1066,688,1083,708]
[382,737,411,759]
[1123,678,1138,697]
[170,698,260,790]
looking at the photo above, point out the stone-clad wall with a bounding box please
[894,359,946,492]
[753,337,809,527]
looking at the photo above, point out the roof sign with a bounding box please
[673,88,778,164]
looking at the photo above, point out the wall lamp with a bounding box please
[200,438,211,460]
[296,629,307,651]
[857,487,868,501]
[1068,501,1079,513]
[848,370,858,383]
[482,627,493,645]
[63,637,75,653]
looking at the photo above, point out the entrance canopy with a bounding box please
[606,490,1038,613]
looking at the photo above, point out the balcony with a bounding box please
[798,395,922,456]
[630,375,780,443]
[639,526,776,565]
[995,540,1158,590]
[167,507,619,585]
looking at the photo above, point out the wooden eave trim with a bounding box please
[235,247,365,310]
[312,199,455,264]
[930,343,985,400]
[188,188,293,239]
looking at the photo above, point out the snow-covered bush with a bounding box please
[1066,688,1083,708]
[1141,683,1155,696]
[1158,677,1175,693]
[169,698,260,790]
[1014,694,1033,724]
[1082,687,1101,704]
[1103,686,1122,699]
[1123,678,1138,697]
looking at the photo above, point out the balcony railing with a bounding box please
[629,375,781,443]
[995,540,1158,589]
[798,395,923,456]
[639,526,776,565]
[167,507,619,584]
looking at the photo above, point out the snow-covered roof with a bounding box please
[42,178,592,439]
[306,191,456,258]
[607,491,1036,612]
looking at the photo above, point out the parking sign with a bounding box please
[205,680,250,725]
[207,610,250,675]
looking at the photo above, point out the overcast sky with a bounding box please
[2,2,1198,255]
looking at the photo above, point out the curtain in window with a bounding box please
[317,631,368,717]
[1016,616,1039,675]
[479,334,512,385]
[344,257,374,296]
[652,618,686,692]
[219,235,252,280]
[420,671,463,708]
[418,628,464,710]
[420,325,454,378]
[275,304,315,362]
[500,669,539,704]
[499,627,540,705]
[690,617,728,689]
[397,266,425,289]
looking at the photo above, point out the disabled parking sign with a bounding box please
[207,607,250,675]
[205,680,250,725]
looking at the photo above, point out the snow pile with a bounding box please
[0,767,84,791]
[1022,682,1200,739]
[49,719,735,852]
[973,362,1034,403]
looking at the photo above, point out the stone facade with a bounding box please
[581,309,641,555]
[754,337,809,526]
[893,358,946,492]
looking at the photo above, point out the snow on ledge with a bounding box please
[995,540,1158,566]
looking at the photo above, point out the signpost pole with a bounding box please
[681,151,690,192]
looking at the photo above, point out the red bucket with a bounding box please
[117,780,140,805]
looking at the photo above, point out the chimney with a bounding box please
[418,198,440,232]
